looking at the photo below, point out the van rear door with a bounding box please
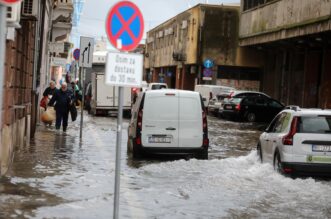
[178,92,203,148]
[141,91,179,148]
[96,74,115,107]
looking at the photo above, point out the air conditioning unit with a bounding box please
[22,0,39,18]
[181,20,188,29]
[6,3,21,24]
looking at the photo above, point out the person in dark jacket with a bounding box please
[43,81,57,97]
[48,82,74,132]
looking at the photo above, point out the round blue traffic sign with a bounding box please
[73,48,80,61]
[105,1,144,52]
[204,59,214,69]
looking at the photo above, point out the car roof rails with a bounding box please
[285,105,301,111]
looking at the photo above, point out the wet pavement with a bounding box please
[0,113,331,219]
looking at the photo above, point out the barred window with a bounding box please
[243,0,276,11]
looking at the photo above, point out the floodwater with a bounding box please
[0,113,330,219]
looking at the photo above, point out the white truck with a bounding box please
[90,72,132,116]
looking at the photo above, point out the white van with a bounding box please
[194,84,235,107]
[127,89,209,159]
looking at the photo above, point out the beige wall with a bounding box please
[240,0,331,40]
[145,7,199,68]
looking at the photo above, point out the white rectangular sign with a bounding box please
[105,51,143,87]
[79,36,94,68]
[49,42,64,53]
[51,57,67,68]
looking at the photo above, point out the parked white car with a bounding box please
[258,106,331,177]
[128,89,209,159]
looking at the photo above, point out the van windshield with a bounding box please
[298,116,331,134]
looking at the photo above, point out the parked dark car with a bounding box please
[222,96,285,122]
[218,91,270,118]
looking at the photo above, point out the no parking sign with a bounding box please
[0,0,22,5]
[105,1,144,51]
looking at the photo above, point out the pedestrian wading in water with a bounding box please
[48,82,75,132]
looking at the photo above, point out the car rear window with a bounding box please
[227,98,242,104]
[151,85,167,90]
[298,116,331,134]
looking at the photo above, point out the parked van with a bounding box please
[194,84,235,107]
[127,89,209,159]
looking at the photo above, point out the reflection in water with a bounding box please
[0,176,65,218]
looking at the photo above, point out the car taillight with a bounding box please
[235,104,241,111]
[136,137,141,145]
[136,109,143,146]
[202,111,209,147]
[282,117,298,145]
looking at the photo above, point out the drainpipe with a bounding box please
[32,0,42,92]
[36,0,46,89]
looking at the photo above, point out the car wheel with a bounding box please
[196,148,208,160]
[257,142,262,163]
[246,112,256,122]
[273,151,283,174]
[132,144,142,159]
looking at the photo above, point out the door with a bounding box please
[254,97,269,121]
[141,91,179,148]
[262,113,288,163]
[267,99,284,121]
[178,92,203,148]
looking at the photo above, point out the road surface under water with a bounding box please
[0,114,330,218]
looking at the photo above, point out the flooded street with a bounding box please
[1,114,331,219]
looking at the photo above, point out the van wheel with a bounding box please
[257,142,262,163]
[196,149,208,160]
[132,146,142,159]
[246,112,256,122]
[274,151,283,174]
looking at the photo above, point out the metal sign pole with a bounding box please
[113,86,123,219]
[0,5,7,145]
[79,68,85,139]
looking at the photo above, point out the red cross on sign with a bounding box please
[0,0,22,5]
[105,1,144,52]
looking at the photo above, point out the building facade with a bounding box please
[239,0,331,108]
[1,0,74,175]
[145,4,264,91]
